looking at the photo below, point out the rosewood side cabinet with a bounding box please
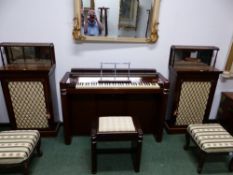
[0,42,59,136]
[216,92,233,135]
[165,45,222,133]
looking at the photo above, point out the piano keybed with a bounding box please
[75,82,160,89]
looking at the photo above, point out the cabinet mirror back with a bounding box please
[0,43,55,67]
[169,45,219,71]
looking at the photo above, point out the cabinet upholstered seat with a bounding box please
[184,123,233,173]
[187,123,233,153]
[0,130,42,175]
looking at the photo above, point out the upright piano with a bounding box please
[60,68,169,144]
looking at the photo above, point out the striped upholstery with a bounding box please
[98,116,136,132]
[187,123,233,153]
[0,130,40,164]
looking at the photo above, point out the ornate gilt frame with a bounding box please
[222,38,233,78]
[73,0,161,43]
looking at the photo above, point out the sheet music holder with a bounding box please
[99,62,131,83]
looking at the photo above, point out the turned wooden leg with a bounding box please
[229,156,233,172]
[197,150,206,174]
[183,132,190,150]
[134,136,142,172]
[23,161,29,175]
[91,136,97,174]
[36,138,43,157]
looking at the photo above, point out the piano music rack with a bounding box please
[99,62,131,83]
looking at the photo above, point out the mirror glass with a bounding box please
[5,46,51,65]
[73,0,160,43]
[82,0,152,38]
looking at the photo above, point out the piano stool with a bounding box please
[184,123,233,173]
[91,116,143,174]
[0,130,42,175]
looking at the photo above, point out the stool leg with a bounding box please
[229,156,233,172]
[23,161,29,175]
[91,137,97,174]
[197,150,206,174]
[183,132,190,150]
[135,139,142,172]
[133,133,143,172]
[36,138,43,157]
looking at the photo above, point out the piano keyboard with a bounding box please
[75,82,160,89]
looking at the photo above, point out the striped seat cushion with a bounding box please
[187,123,233,153]
[0,130,40,164]
[98,116,136,132]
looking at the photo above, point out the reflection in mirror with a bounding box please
[73,0,161,43]
[119,0,139,35]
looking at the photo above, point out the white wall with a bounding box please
[0,0,233,122]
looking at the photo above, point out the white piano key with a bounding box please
[75,82,160,89]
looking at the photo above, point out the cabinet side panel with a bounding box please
[176,81,211,125]
[49,71,59,122]
[8,81,49,128]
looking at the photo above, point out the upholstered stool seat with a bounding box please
[91,116,143,174]
[0,130,42,175]
[184,123,233,173]
[98,117,136,132]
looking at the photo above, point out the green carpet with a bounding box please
[1,128,233,175]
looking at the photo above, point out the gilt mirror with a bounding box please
[223,39,233,78]
[73,0,161,43]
